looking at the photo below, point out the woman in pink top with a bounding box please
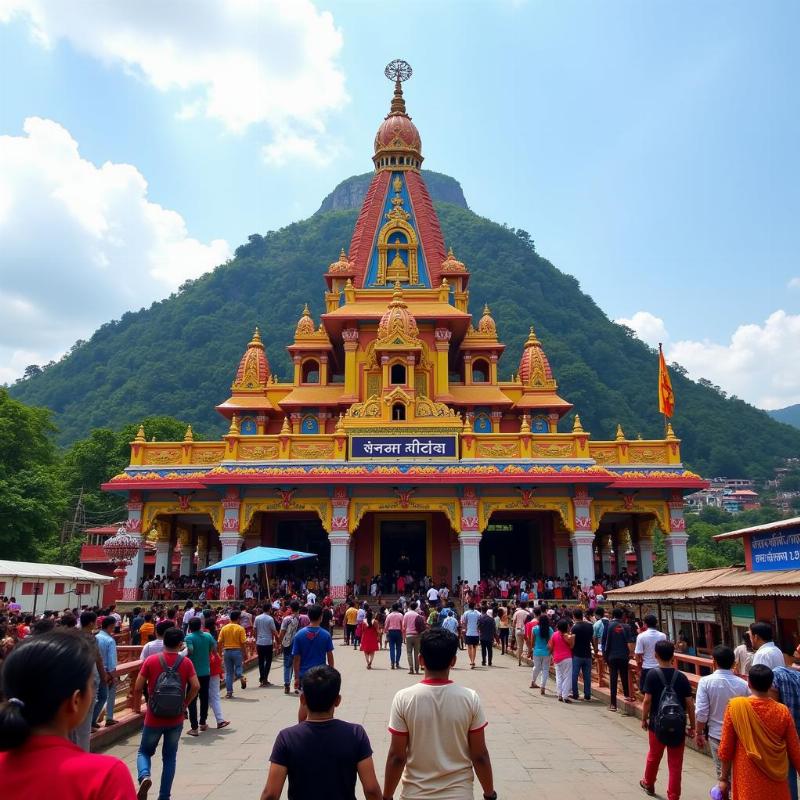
[548,618,575,703]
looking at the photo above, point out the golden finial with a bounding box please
[665,422,677,440]
[637,433,643,440]
[302,303,310,316]
[228,415,239,435]
[483,304,491,315]
[615,424,626,441]
[572,414,585,434]
[462,413,471,432]
[281,417,291,435]
[525,325,541,347]
[520,414,531,433]
[335,413,344,433]
[248,327,264,348]
[339,247,347,259]
[447,246,455,259]
[151,436,156,442]
[183,425,193,442]
[134,425,146,443]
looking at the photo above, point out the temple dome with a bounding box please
[378,285,419,341]
[440,247,467,273]
[295,304,315,336]
[518,325,556,389]
[373,77,423,169]
[478,304,497,336]
[232,328,270,390]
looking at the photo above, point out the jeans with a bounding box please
[480,640,493,665]
[208,676,224,724]
[607,656,630,707]
[790,766,798,800]
[223,649,243,695]
[531,655,551,688]
[572,656,592,699]
[92,679,116,725]
[283,650,294,686]
[643,730,685,800]
[257,644,273,683]
[387,630,402,665]
[554,659,573,699]
[499,628,509,654]
[345,624,356,646]
[406,635,421,672]
[137,724,182,800]
[188,675,210,729]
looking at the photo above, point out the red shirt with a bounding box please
[0,735,136,799]
[140,651,196,728]
[225,584,235,599]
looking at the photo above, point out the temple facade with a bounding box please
[103,64,706,599]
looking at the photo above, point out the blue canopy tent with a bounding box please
[204,546,317,601]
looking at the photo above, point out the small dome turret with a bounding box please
[378,284,419,341]
[518,325,557,389]
[232,327,271,390]
[373,60,423,171]
[295,304,315,336]
[478,304,497,336]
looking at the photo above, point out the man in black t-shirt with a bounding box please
[602,607,635,711]
[640,640,695,798]
[570,608,595,701]
[261,665,382,800]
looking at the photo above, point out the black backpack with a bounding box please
[653,668,687,744]
[149,654,186,718]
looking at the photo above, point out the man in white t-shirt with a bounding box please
[306,591,317,606]
[383,629,495,800]
[750,622,786,669]
[426,586,440,605]
[634,613,667,689]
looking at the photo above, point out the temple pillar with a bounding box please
[208,546,220,568]
[178,527,193,576]
[122,496,145,599]
[451,541,460,586]
[342,329,359,399]
[434,328,452,396]
[459,533,481,586]
[328,533,350,600]
[635,537,655,580]
[570,532,596,589]
[219,534,244,593]
[195,533,208,572]
[600,534,614,576]
[555,542,570,579]
[666,499,689,573]
[155,539,172,577]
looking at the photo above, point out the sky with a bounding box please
[0,0,798,409]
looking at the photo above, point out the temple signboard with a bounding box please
[749,526,800,571]
[350,435,457,460]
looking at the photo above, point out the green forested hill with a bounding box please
[769,405,800,430]
[9,193,800,477]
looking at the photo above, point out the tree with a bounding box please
[0,389,67,560]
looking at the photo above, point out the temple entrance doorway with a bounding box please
[274,517,329,576]
[379,519,427,577]
[480,516,541,576]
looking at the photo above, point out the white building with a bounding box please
[0,560,113,613]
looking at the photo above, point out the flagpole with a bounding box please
[659,342,668,437]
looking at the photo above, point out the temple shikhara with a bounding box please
[104,62,706,599]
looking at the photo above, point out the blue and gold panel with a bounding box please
[364,171,430,288]
[531,415,549,433]
[240,417,257,436]
[473,412,492,433]
[301,415,319,435]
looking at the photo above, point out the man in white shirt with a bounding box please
[634,614,667,689]
[750,622,786,669]
[426,586,440,605]
[512,602,530,665]
[306,591,317,606]
[695,644,749,776]
[383,629,495,800]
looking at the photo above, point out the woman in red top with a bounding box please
[358,608,380,669]
[0,629,136,799]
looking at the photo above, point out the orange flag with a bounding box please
[658,343,675,418]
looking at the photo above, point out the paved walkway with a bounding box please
[107,644,715,799]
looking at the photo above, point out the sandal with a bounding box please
[188,729,199,737]
[608,705,617,712]
[639,780,655,796]
[217,720,231,729]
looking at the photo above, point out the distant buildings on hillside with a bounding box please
[685,478,761,514]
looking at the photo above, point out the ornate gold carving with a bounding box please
[239,444,280,461]
[147,448,182,465]
[192,448,224,465]
[531,442,575,459]
[346,395,382,418]
[141,503,224,535]
[367,372,381,397]
[479,498,572,532]
[240,498,332,534]
[628,446,668,463]
[290,442,335,460]
[414,372,427,396]
[415,395,458,418]
[589,447,618,465]
[350,499,458,532]
[476,441,520,459]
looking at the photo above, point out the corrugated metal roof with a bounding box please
[714,516,800,541]
[606,566,800,600]
[0,560,113,582]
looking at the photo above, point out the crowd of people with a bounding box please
[3,584,800,800]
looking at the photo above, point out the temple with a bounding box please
[103,62,706,599]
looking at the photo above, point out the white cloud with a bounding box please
[789,277,800,289]
[1,0,347,164]
[0,117,230,382]
[615,310,669,347]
